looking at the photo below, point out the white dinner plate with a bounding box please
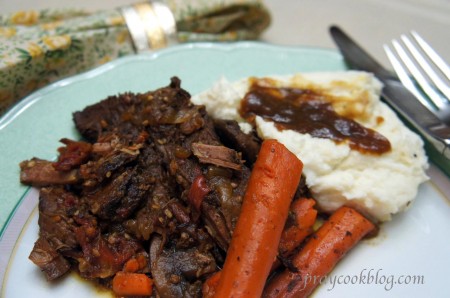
[1,42,449,297]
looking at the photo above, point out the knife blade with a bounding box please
[329,25,450,174]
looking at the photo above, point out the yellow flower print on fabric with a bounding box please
[42,35,72,51]
[0,27,17,38]
[108,16,125,26]
[40,21,63,31]
[99,55,112,64]
[116,29,130,44]
[10,10,39,26]
[27,43,43,58]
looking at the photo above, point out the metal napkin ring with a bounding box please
[121,1,177,53]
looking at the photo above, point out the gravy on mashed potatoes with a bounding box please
[192,71,429,222]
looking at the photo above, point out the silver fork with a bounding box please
[383,31,450,125]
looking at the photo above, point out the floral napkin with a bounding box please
[0,0,271,115]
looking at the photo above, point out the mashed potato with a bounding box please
[192,71,429,222]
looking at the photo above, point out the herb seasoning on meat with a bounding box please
[21,77,262,297]
[19,77,323,297]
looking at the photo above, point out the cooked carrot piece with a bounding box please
[263,206,375,298]
[279,198,317,258]
[214,139,303,298]
[206,199,316,296]
[112,271,153,296]
[123,258,140,273]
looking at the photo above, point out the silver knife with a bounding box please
[329,25,450,168]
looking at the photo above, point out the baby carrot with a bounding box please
[279,198,317,258]
[203,271,222,298]
[214,139,303,298]
[263,206,375,298]
[123,258,140,273]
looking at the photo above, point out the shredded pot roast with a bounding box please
[20,77,310,297]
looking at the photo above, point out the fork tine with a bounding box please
[411,31,450,80]
[401,34,450,100]
[384,44,436,111]
[391,38,447,109]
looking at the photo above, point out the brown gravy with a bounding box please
[239,82,391,154]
